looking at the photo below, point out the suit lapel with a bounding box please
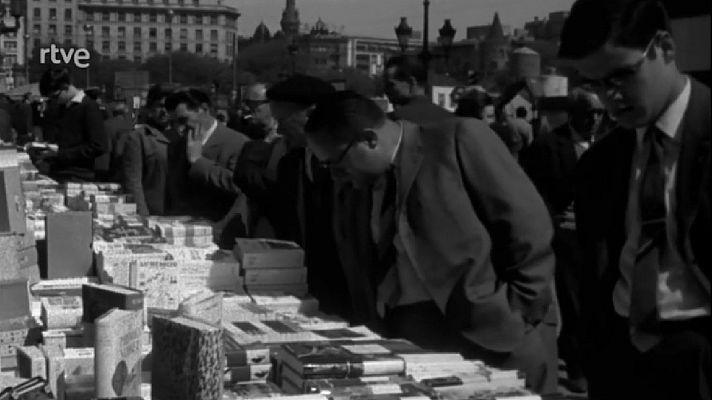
[675,80,710,240]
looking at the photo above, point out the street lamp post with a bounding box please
[23,33,29,83]
[393,9,456,82]
[83,24,93,87]
[167,9,174,84]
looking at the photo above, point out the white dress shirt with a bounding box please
[614,78,710,320]
[200,119,219,146]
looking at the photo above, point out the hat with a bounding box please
[266,74,335,107]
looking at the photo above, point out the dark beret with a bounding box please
[266,74,336,107]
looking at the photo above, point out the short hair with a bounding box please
[266,75,335,107]
[568,87,602,113]
[515,106,528,118]
[39,67,71,96]
[305,91,387,146]
[384,55,427,86]
[164,87,212,112]
[559,0,672,59]
[146,84,171,108]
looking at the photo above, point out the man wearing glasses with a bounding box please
[36,67,108,182]
[306,91,558,395]
[560,1,711,399]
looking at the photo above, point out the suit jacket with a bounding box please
[182,124,249,222]
[97,115,135,181]
[574,79,711,377]
[51,96,109,181]
[521,124,579,215]
[121,124,173,216]
[339,118,555,352]
[390,96,454,126]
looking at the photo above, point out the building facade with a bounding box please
[24,0,239,63]
[0,1,26,88]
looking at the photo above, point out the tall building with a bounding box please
[0,1,26,88]
[479,12,510,73]
[280,0,299,39]
[24,0,239,63]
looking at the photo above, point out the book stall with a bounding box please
[1,146,543,400]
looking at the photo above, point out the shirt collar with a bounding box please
[70,90,85,104]
[390,121,404,166]
[201,119,219,145]
[569,122,593,145]
[636,76,690,142]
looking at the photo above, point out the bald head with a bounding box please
[569,87,605,138]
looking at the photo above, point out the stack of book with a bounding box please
[234,239,308,296]
[148,216,215,247]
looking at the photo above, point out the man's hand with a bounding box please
[186,122,204,164]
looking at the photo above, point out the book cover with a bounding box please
[81,282,144,323]
[234,239,305,270]
[178,290,223,325]
[226,363,272,384]
[94,308,143,398]
[135,260,181,310]
[151,315,224,400]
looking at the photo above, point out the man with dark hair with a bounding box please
[560,1,711,399]
[165,87,249,242]
[121,84,182,216]
[383,56,453,125]
[520,87,605,393]
[305,91,558,394]
[233,75,354,319]
[36,67,108,182]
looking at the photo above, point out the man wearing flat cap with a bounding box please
[233,75,353,320]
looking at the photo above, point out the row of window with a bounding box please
[33,25,234,42]
[34,0,198,4]
[34,8,73,20]
[33,8,234,25]
[32,38,232,58]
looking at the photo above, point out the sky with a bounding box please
[232,0,576,40]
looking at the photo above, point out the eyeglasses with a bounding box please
[580,34,657,91]
[318,139,356,169]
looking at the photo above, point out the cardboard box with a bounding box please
[0,166,27,234]
[234,239,305,270]
[46,212,94,279]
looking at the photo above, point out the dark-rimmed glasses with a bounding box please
[580,34,657,91]
[318,139,357,169]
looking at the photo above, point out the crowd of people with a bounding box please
[1,0,709,399]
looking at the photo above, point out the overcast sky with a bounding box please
[233,0,576,40]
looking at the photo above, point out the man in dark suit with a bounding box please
[560,1,711,399]
[36,67,108,182]
[521,87,605,393]
[165,88,249,245]
[383,56,453,125]
[305,91,558,395]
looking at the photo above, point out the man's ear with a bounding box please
[362,129,378,149]
[657,31,676,64]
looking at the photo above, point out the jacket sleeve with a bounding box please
[57,100,109,164]
[454,118,555,321]
[189,134,245,195]
[121,130,149,217]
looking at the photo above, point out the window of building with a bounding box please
[102,12,109,21]
[227,16,235,26]
[33,24,41,34]
[210,15,217,25]
[134,42,141,51]
[226,44,232,57]
[163,0,168,4]
[118,12,125,22]
[179,28,187,39]
[65,25,72,35]
[118,41,126,51]
[34,39,41,48]
[195,43,202,53]
[165,42,172,51]
[49,8,57,20]
[86,12,93,21]
[209,43,217,55]
[118,55,126,60]
[149,13,157,22]
[149,28,156,38]
[179,14,187,24]
[134,12,141,22]
[210,29,217,40]
[33,8,41,18]
[134,55,142,63]
[102,41,110,52]
[150,42,157,51]
[118,27,125,38]
[86,40,94,49]
[195,29,202,40]
[64,9,72,20]
[180,42,187,51]
[4,41,16,49]
[192,0,198,5]
[102,27,110,37]
[49,25,57,35]
[165,28,171,39]
[134,27,141,37]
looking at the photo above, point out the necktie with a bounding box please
[629,127,666,352]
